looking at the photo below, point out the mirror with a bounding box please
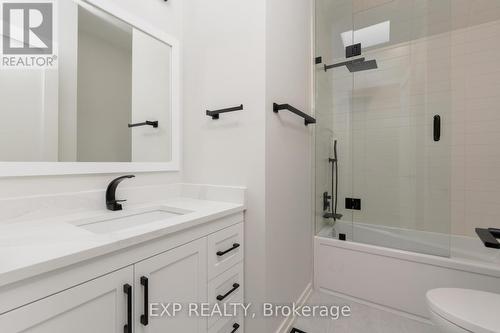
[0,0,179,173]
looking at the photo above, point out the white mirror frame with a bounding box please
[0,0,181,177]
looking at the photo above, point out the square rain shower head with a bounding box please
[346,59,378,72]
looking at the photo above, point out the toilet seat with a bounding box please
[426,288,500,333]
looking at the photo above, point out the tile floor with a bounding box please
[293,291,437,333]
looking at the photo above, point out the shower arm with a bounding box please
[324,58,365,72]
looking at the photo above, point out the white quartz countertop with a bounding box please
[0,194,245,288]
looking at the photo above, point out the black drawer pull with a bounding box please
[216,283,240,301]
[123,284,133,333]
[140,276,149,326]
[434,115,441,142]
[217,243,240,257]
[231,323,240,332]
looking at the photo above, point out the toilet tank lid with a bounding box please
[426,288,500,333]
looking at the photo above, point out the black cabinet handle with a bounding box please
[140,276,149,326]
[217,243,240,257]
[216,283,240,301]
[434,115,441,142]
[231,323,240,333]
[123,284,133,333]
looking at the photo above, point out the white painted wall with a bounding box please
[183,0,313,331]
[182,0,267,330]
[265,0,314,331]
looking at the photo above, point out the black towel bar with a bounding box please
[273,103,316,126]
[206,104,244,120]
[128,121,158,128]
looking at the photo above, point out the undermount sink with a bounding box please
[70,206,190,234]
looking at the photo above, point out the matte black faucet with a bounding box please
[106,175,135,211]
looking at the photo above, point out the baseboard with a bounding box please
[275,282,313,333]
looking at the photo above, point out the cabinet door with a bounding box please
[135,238,208,333]
[0,266,133,333]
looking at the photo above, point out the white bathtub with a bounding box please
[315,223,500,320]
[318,222,500,263]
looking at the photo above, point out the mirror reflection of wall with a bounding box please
[131,29,172,163]
[0,0,173,163]
[76,6,133,162]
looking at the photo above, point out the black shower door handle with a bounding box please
[434,115,441,142]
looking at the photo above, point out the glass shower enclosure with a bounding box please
[314,0,453,257]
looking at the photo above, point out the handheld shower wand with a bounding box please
[323,140,343,221]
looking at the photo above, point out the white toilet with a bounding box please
[426,288,500,333]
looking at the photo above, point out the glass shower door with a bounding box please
[350,0,452,256]
[314,0,355,239]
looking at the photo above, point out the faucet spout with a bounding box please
[106,175,135,211]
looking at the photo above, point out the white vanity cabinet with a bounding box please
[0,266,133,333]
[134,238,207,333]
[0,215,244,333]
[207,223,245,332]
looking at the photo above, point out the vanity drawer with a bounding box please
[208,311,244,333]
[208,262,244,328]
[208,223,244,279]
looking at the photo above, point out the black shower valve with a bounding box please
[323,192,331,211]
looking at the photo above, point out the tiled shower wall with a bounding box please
[450,19,500,236]
[315,0,500,237]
